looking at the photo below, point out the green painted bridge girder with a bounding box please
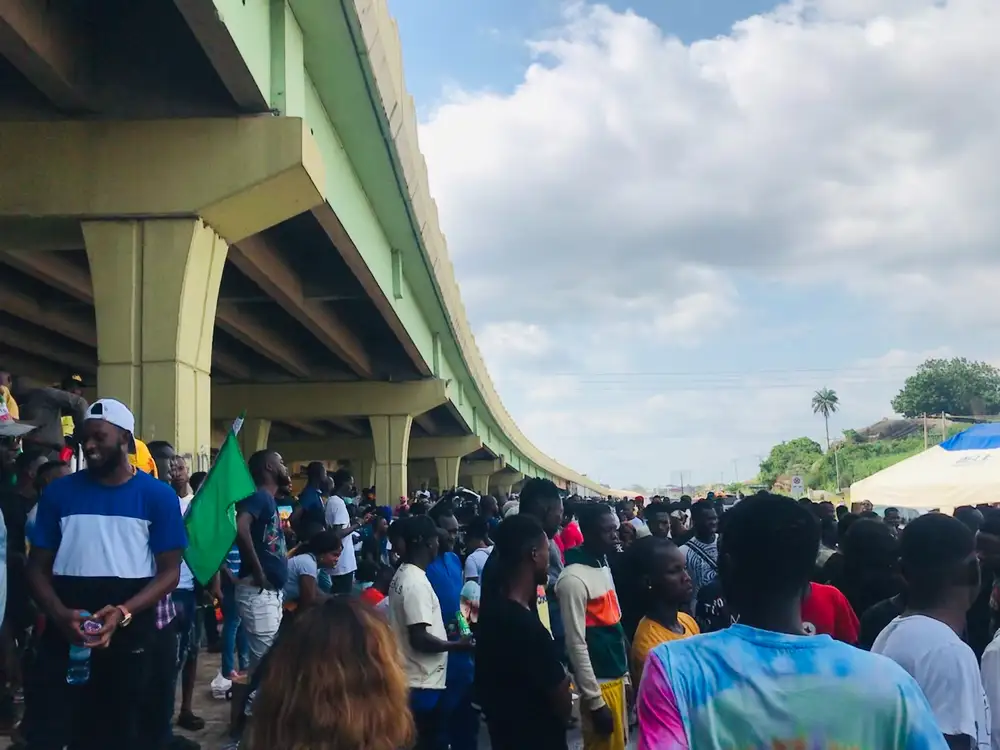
[207,0,594,491]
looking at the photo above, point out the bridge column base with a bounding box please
[468,475,491,497]
[434,456,462,493]
[347,458,375,490]
[370,415,412,505]
[84,219,227,468]
[492,470,525,501]
[240,418,271,457]
[460,459,504,499]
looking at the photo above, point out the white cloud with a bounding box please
[477,321,551,361]
[411,0,1000,486]
[421,0,1000,317]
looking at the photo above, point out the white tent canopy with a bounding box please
[850,424,1000,514]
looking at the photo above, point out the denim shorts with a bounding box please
[172,588,201,666]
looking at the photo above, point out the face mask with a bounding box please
[359,582,373,591]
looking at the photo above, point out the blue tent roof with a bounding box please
[940,423,1000,451]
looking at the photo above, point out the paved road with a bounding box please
[1,652,628,749]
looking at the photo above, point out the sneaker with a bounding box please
[176,711,206,732]
[211,671,233,700]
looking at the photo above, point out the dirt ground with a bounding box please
[174,653,234,749]
[0,652,611,750]
[0,652,233,750]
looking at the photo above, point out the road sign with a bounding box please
[790,474,805,499]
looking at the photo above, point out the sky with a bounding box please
[387,0,1000,490]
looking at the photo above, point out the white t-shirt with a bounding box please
[178,493,195,591]
[873,614,990,749]
[283,553,319,603]
[324,495,356,575]
[629,517,646,531]
[464,546,493,583]
[388,563,447,690]
[980,629,1000,750]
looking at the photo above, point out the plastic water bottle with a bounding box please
[66,613,101,685]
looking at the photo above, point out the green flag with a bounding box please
[183,414,255,586]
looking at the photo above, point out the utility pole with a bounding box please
[834,447,842,493]
[923,414,928,450]
[940,412,947,444]
[733,459,739,484]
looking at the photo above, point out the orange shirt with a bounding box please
[631,613,699,684]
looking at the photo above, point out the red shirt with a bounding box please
[801,582,859,644]
[554,520,584,562]
[359,588,386,607]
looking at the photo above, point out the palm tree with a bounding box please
[812,387,840,451]
[812,387,841,490]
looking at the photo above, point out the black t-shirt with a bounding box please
[857,595,905,651]
[966,576,996,659]
[480,550,537,620]
[476,598,568,750]
[0,489,30,558]
[0,490,31,622]
[695,578,733,633]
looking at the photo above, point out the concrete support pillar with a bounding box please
[84,219,227,465]
[406,460,433,494]
[240,418,271,458]
[435,456,462,492]
[470,474,491,497]
[348,457,375,489]
[461,459,504,498]
[492,470,525,499]
[370,415,412,505]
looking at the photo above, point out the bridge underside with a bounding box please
[0,0,520,498]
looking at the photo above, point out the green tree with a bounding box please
[811,387,840,451]
[891,358,1000,418]
[842,429,862,445]
[758,437,823,487]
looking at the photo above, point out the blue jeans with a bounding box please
[438,678,479,750]
[410,688,444,750]
[221,585,249,676]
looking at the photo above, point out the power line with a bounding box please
[514,378,905,393]
[536,364,922,378]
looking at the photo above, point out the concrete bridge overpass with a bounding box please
[0,0,610,499]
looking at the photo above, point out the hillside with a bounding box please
[760,420,965,494]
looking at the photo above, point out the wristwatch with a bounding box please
[116,605,132,628]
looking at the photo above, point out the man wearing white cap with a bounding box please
[25,398,187,749]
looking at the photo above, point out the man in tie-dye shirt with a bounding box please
[637,493,947,750]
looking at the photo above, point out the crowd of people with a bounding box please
[3,370,1000,749]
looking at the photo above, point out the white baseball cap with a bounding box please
[84,399,136,435]
[0,402,35,438]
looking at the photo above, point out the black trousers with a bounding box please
[138,621,180,749]
[25,632,151,750]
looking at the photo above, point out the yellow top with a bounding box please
[1,386,18,419]
[130,438,158,478]
[631,613,699,684]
